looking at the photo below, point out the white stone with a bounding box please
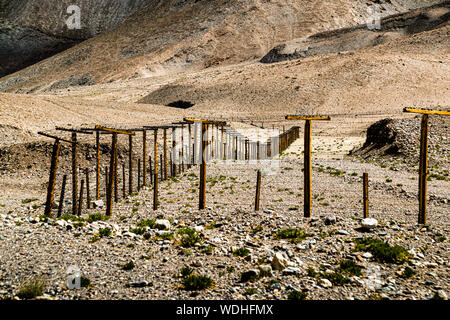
[361,218,378,229]
[271,252,289,271]
[319,278,333,288]
[362,252,373,259]
[194,226,204,232]
[282,267,302,275]
[93,200,104,208]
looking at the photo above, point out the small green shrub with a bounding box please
[121,260,135,271]
[130,227,146,235]
[354,237,412,264]
[17,277,46,299]
[87,213,109,223]
[22,198,39,204]
[287,290,308,300]
[178,228,203,248]
[80,276,91,288]
[98,227,111,237]
[180,265,194,278]
[182,275,214,291]
[400,266,416,279]
[233,247,250,257]
[339,260,362,277]
[275,228,310,243]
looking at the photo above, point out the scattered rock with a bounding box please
[319,278,333,288]
[271,252,289,271]
[433,290,448,300]
[282,267,301,276]
[240,270,259,283]
[324,215,337,225]
[361,218,378,229]
[93,200,104,209]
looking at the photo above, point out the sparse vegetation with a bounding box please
[275,228,310,243]
[233,247,250,257]
[121,260,135,271]
[287,290,308,300]
[17,276,46,299]
[178,228,203,248]
[354,237,412,264]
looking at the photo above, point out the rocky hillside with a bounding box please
[0,0,151,78]
[0,0,446,92]
[261,2,449,63]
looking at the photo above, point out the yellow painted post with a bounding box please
[363,172,369,218]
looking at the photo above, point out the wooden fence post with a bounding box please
[71,132,78,216]
[255,170,261,211]
[363,172,369,218]
[78,179,84,216]
[44,140,61,217]
[57,174,67,217]
[85,168,91,209]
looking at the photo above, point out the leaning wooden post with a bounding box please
[38,132,77,217]
[56,128,93,214]
[128,134,133,194]
[255,170,261,211]
[403,108,450,225]
[285,115,331,218]
[78,179,84,216]
[45,139,61,217]
[363,172,369,218]
[85,168,91,209]
[143,130,147,187]
[57,174,67,217]
[106,133,118,216]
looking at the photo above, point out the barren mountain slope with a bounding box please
[0,0,151,77]
[0,0,445,93]
[138,23,450,117]
[261,2,449,63]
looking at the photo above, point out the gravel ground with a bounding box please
[0,137,448,300]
